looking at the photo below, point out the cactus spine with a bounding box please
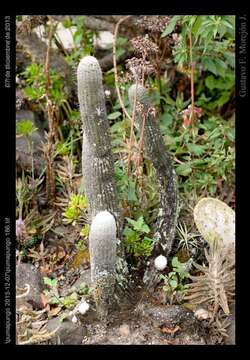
[128,84,178,257]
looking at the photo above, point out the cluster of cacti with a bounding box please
[77,57,179,319]
[128,84,178,258]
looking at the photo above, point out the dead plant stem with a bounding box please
[113,16,133,122]
[189,31,195,123]
[127,79,138,177]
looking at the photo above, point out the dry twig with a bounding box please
[113,16,133,122]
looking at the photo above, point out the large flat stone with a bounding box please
[16,262,43,309]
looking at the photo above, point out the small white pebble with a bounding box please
[194,308,210,320]
[78,301,90,315]
[72,315,78,323]
[119,324,130,337]
[154,255,167,271]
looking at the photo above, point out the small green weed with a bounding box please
[62,194,88,225]
[123,216,153,259]
[160,256,190,304]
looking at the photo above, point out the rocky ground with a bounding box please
[16,262,235,345]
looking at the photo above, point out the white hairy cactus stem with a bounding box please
[89,211,117,318]
[77,56,111,157]
[89,211,117,281]
[77,56,121,231]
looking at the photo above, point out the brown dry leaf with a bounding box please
[161,325,180,335]
[183,302,197,311]
[177,248,190,263]
[48,306,62,318]
[40,293,49,308]
[57,274,65,281]
[56,246,66,260]
[70,249,90,269]
[40,264,52,275]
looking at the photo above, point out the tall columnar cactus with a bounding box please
[77,56,128,319]
[77,56,120,225]
[128,84,178,258]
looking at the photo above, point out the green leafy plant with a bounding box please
[64,16,95,65]
[62,193,88,225]
[160,256,190,304]
[16,172,34,220]
[158,112,235,198]
[16,119,37,137]
[21,63,67,110]
[43,276,58,288]
[123,216,153,258]
[80,224,90,239]
[61,292,78,309]
[43,276,79,309]
[164,15,235,75]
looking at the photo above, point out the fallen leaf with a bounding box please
[70,249,90,269]
[161,325,180,335]
[48,306,62,318]
[177,248,190,263]
[57,246,66,260]
[40,293,49,308]
[40,264,52,275]
[57,274,65,281]
[183,302,196,311]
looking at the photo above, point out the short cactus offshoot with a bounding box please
[89,211,117,319]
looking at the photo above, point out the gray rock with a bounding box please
[46,317,87,345]
[142,304,206,342]
[73,269,91,288]
[16,110,45,173]
[16,262,43,309]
